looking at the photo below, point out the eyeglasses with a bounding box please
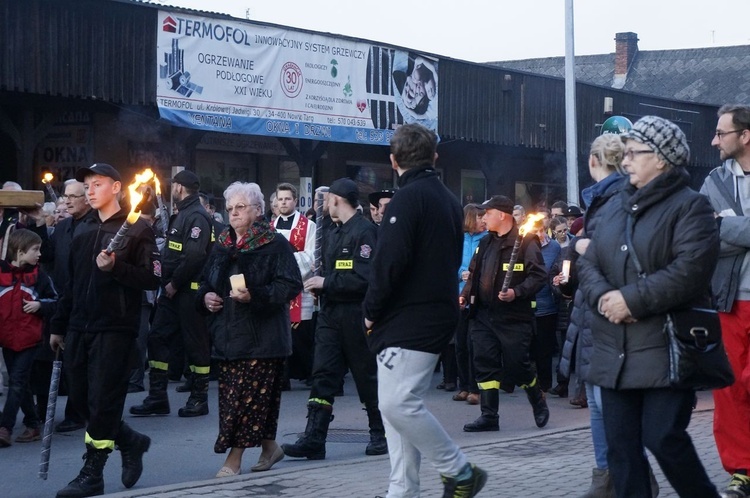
[225,203,259,213]
[61,194,85,200]
[624,149,655,160]
[715,129,746,139]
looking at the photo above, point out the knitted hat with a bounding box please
[623,115,690,167]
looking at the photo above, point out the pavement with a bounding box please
[1,374,728,498]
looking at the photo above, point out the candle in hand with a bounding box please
[561,260,571,283]
[229,274,246,293]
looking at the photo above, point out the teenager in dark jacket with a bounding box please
[50,163,160,498]
[363,124,486,498]
[579,116,721,497]
[197,181,302,477]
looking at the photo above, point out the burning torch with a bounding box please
[153,176,169,238]
[500,213,546,293]
[41,173,57,203]
[105,169,155,254]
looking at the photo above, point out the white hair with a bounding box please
[223,182,265,213]
[42,202,56,215]
[2,181,22,191]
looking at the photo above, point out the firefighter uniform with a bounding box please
[283,187,386,460]
[460,225,550,431]
[131,193,213,418]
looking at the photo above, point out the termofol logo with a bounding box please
[162,16,177,33]
[162,15,252,46]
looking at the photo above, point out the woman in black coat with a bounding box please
[198,182,302,477]
[578,116,721,497]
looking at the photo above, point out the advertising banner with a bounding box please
[156,11,439,146]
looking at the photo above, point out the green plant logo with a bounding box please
[330,59,338,78]
[343,76,352,97]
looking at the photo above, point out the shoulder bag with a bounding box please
[625,217,734,391]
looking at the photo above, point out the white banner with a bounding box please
[156,11,439,146]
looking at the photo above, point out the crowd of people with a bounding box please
[1,109,750,498]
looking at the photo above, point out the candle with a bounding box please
[230,274,246,293]
[561,260,571,283]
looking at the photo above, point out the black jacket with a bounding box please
[557,174,625,379]
[50,208,160,336]
[162,194,213,290]
[363,166,463,354]
[461,227,547,322]
[578,168,719,389]
[47,209,94,290]
[321,212,376,304]
[197,224,302,360]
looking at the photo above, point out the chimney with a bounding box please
[613,32,638,89]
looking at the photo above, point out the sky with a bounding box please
[155,0,750,62]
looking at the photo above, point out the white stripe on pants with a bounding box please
[377,347,468,498]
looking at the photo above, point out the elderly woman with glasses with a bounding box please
[197,181,302,477]
[578,116,721,497]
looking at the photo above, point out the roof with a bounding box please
[490,45,750,107]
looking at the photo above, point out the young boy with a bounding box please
[50,163,160,497]
[0,228,57,447]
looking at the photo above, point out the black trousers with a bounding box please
[148,291,210,372]
[601,387,719,498]
[288,318,315,381]
[64,330,136,446]
[454,309,478,393]
[531,313,558,391]
[471,308,535,389]
[309,302,378,406]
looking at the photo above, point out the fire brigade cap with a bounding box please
[329,178,359,208]
[172,170,200,190]
[481,195,514,215]
[75,163,121,183]
[368,189,396,207]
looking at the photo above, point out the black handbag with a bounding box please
[625,217,734,391]
[664,308,734,390]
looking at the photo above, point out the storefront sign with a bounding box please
[156,11,439,145]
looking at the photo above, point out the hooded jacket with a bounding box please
[50,208,160,336]
[0,262,57,351]
[700,159,750,312]
[579,168,719,389]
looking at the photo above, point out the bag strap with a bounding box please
[624,216,645,278]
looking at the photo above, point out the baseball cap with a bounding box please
[75,163,121,183]
[329,178,359,207]
[481,195,514,215]
[172,170,200,190]
[565,205,583,218]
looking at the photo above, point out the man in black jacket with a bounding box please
[282,178,385,461]
[50,163,160,498]
[130,170,213,418]
[49,179,92,433]
[363,124,486,498]
[459,195,549,433]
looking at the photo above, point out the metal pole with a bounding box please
[564,0,579,205]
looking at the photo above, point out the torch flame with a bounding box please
[153,176,161,196]
[42,173,54,184]
[126,169,156,224]
[518,213,546,236]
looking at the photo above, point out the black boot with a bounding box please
[177,374,208,417]
[56,445,110,498]
[178,373,209,417]
[115,421,151,489]
[364,404,388,456]
[463,390,499,432]
[525,382,549,428]
[129,369,170,416]
[281,401,333,460]
[175,373,193,393]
